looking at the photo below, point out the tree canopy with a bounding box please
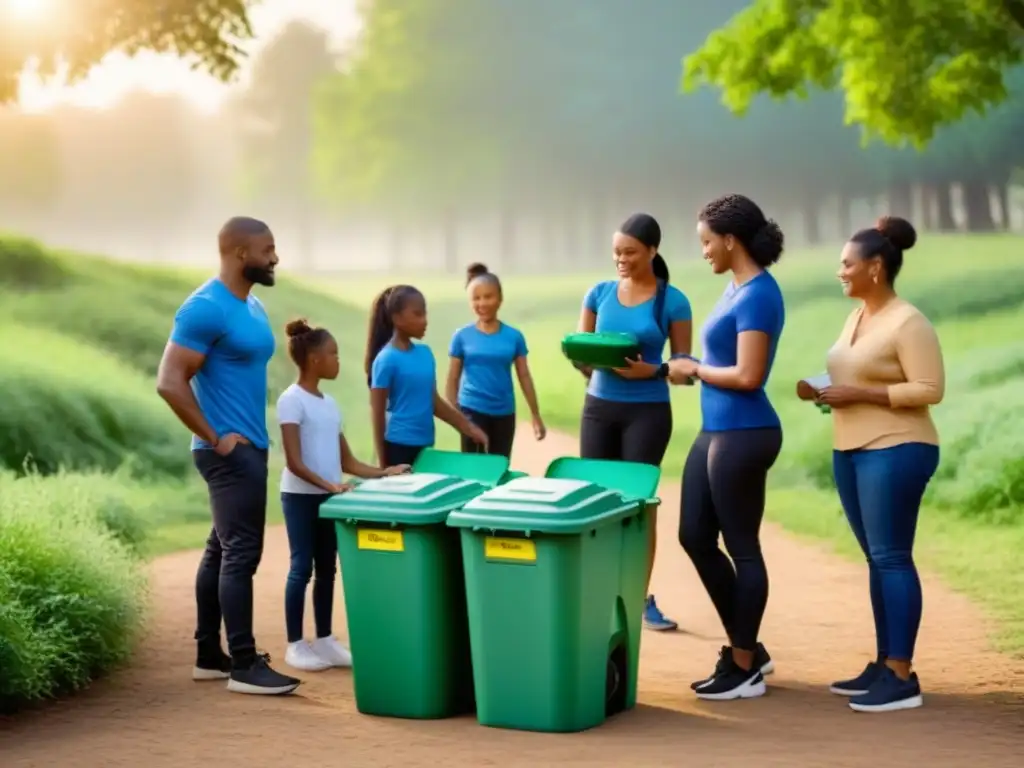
[0,0,254,103]
[683,0,1024,147]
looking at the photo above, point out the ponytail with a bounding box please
[652,253,670,283]
[365,286,396,381]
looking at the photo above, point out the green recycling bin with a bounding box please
[320,472,488,719]
[412,447,510,487]
[447,476,644,732]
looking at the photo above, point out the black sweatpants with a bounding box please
[193,444,269,667]
[579,394,673,465]
[460,407,517,459]
[679,428,782,651]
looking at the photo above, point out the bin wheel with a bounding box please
[606,657,621,702]
[606,645,627,716]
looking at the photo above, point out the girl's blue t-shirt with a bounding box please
[370,342,436,446]
[449,322,528,416]
[699,271,785,432]
[583,280,692,403]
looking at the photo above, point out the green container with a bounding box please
[412,447,510,487]
[447,476,643,732]
[501,469,528,484]
[561,331,640,369]
[320,472,488,719]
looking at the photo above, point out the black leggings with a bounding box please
[579,395,673,465]
[680,428,782,651]
[460,408,517,459]
[383,441,428,467]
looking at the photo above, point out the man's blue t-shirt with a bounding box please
[449,323,527,416]
[583,280,692,403]
[700,271,785,432]
[371,342,437,447]
[169,278,276,450]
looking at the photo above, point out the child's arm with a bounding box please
[340,433,410,478]
[370,388,388,468]
[433,390,488,449]
[280,424,342,492]
[513,356,546,439]
[445,358,463,408]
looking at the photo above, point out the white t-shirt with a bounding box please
[276,384,343,494]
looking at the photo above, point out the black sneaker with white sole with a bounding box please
[227,654,301,695]
[193,649,273,682]
[691,643,774,691]
[694,657,767,701]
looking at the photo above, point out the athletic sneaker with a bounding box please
[830,657,885,696]
[691,643,774,690]
[193,648,272,681]
[694,656,766,701]
[285,640,332,672]
[311,636,353,668]
[643,595,678,631]
[228,654,301,695]
[848,666,923,713]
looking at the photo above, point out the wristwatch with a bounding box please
[655,362,670,379]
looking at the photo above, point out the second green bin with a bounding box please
[447,476,643,733]
[320,472,488,719]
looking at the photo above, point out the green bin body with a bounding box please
[544,457,661,714]
[320,472,488,719]
[447,476,644,732]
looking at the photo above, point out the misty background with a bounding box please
[1,0,1021,275]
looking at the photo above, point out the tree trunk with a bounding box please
[442,207,459,273]
[996,182,1011,230]
[802,194,821,245]
[887,182,914,219]
[837,191,852,239]
[935,182,957,231]
[920,184,936,230]
[962,181,996,232]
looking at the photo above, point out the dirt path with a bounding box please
[3,429,1023,767]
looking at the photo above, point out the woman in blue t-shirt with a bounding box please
[576,213,693,632]
[668,194,786,702]
[366,285,488,467]
[446,263,546,458]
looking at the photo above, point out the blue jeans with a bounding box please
[281,493,337,643]
[832,443,939,661]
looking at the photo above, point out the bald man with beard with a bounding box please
[157,217,300,696]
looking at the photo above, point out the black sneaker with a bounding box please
[193,649,231,681]
[830,657,885,697]
[227,654,301,696]
[694,657,766,701]
[691,643,773,691]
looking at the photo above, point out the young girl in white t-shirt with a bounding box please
[277,318,410,672]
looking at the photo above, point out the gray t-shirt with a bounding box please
[276,384,343,494]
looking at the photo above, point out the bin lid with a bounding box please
[544,456,661,504]
[447,477,640,535]
[412,448,510,487]
[320,473,487,526]
[561,332,640,369]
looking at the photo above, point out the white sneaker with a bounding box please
[311,636,353,668]
[284,640,331,672]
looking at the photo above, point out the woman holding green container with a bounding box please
[574,213,693,632]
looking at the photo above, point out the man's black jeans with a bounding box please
[193,443,268,668]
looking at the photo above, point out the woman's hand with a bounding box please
[612,356,659,380]
[382,464,410,476]
[532,415,547,441]
[814,385,864,408]
[668,357,699,384]
[327,482,356,494]
[466,423,489,450]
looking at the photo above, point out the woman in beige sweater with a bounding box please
[799,216,944,714]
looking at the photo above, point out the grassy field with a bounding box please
[1,230,1022,711]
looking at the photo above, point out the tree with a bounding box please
[683,0,1024,147]
[228,20,338,269]
[1,0,254,103]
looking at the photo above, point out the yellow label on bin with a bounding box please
[484,537,537,562]
[357,528,404,552]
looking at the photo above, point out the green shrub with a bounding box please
[0,236,71,288]
[0,324,190,479]
[0,471,147,712]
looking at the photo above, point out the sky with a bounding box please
[12,0,361,113]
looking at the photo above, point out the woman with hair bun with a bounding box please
[446,263,545,459]
[800,216,944,713]
[669,193,786,700]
